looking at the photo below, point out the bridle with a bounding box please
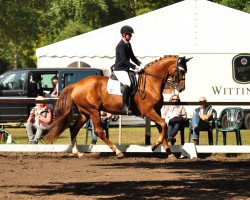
[168,66,186,90]
[167,57,186,90]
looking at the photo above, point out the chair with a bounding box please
[0,125,13,143]
[85,118,110,144]
[26,128,49,144]
[0,123,18,144]
[188,109,217,145]
[215,107,244,145]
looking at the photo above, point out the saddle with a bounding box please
[109,67,138,95]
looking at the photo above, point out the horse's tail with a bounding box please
[44,84,75,144]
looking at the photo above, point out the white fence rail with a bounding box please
[1,144,250,159]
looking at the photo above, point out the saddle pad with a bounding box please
[107,78,122,95]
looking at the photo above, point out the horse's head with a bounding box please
[169,56,192,92]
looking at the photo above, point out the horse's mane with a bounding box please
[144,55,178,69]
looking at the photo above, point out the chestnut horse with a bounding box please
[44,55,192,157]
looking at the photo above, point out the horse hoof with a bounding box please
[167,154,177,160]
[69,153,78,157]
[77,152,84,157]
[151,143,158,152]
[116,152,124,158]
[166,148,171,155]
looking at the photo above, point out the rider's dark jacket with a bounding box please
[113,39,141,72]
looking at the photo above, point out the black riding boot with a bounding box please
[122,85,132,115]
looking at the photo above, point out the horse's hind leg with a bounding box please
[91,113,124,158]
[70,114,87,157]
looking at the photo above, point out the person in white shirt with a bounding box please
[161,94,187,144]
[50,76,58,97]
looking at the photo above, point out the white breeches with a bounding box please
[113,71,131,87]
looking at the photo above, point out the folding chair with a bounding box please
[215,107,244,145]
[0,124,14,144]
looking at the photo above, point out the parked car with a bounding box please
[0,68,103,123]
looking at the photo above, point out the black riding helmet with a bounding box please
[120,25,134,34]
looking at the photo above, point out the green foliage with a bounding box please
[243,2,250,13]
[53,21,93,42]
[213,0,250,13]
[45,0,108,43]
[0,0,51,69]
[134,0,181,15]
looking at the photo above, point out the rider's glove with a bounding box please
[136,65,144,72]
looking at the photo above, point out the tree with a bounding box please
[212,0,249,13]
[0,0,50,69]
[43,0,109,43]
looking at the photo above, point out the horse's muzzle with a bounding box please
[178,87,185,93]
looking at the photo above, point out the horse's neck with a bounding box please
[148,58,173,75]
[143,58,175,95]
[146,60,170,83]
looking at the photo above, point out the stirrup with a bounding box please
[123,106,132,115]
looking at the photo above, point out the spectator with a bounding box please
[91,111,112,144]
[161,94,187,144]
[29,74,42,97]
[191,96,213,145]
[50,76,58,97]
[26,96,52,144]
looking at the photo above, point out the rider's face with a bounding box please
[124,33,132,41]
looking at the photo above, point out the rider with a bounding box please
[113,25,142,115]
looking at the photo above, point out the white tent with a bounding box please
[36,0,250,74]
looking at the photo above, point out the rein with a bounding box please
[138,71,168,100]
[143,71,167,83]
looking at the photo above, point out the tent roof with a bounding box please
[36,0,250,59]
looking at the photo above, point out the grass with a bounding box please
[2,125,250,145]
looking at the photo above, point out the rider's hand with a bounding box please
[136,66,144,72]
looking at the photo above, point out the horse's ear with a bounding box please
[185,57,193,62]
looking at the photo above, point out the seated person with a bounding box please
[191,96,213,145]
[161,94,187,144]
[50,76,58,97]
[26,96,52,144]
[91,111,112,144]
[29,74,42,97]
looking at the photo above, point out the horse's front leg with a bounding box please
[152,121,170,152]
[70,115,86,157]
[155,123,171,153]
[91,114,124,158]
[144,109,170,153]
